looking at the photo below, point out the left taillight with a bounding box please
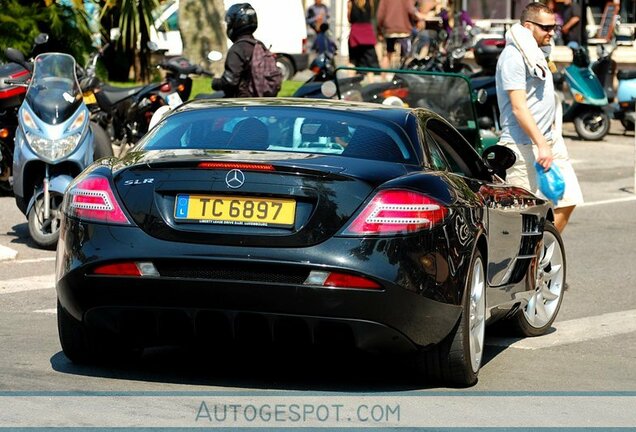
[65,175,131,224]
[341,189,448,236]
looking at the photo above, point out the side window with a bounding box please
[426,119,490,180]
[425,132,451,171]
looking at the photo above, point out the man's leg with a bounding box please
[554,205,575,233]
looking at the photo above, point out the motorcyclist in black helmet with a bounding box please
[211,3,260,97]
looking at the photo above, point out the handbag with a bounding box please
[534,162,565,204]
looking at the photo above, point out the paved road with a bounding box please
[1,122,635,427]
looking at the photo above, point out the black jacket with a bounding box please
[211,34,256,97]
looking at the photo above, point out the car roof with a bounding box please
[174,97,422,126]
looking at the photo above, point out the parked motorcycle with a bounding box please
[556,44,610,141]
[5,50,112,249]
[0,34,50,195]
[593,43,636,131]
[80,44,212,151]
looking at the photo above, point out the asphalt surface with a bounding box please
[0,120,635,427]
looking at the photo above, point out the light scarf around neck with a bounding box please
[505,23,552,80]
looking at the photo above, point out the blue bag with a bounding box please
[534,162,565,204]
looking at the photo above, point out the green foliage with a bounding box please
[0,0,94,64]
[189,77,303,99]
[102,0,160,81]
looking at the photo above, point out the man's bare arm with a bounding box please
[508,89,553,169]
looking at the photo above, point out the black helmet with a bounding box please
[225,3,258,42]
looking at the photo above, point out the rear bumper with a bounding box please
[56,220,464,352]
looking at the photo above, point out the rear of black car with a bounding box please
[55,101,467,357]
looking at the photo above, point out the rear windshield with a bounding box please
[138,106,418,163]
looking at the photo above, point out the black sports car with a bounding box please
[56,98,566,386]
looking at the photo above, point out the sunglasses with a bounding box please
[527,20,560,32]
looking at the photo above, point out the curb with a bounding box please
[0,245,18,262]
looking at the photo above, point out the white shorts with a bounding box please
[499,136,584,208]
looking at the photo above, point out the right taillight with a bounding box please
[66,175,131,224]
[342,189,448,236]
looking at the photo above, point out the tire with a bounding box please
[415,250,486,387]
[511,221,566,337]
[57,300,95,364]
[28,192,64,250]
[573,109,610,140]
[276,56,295,81]
[91,122,113,160]
[0,143,13,196]
[620,118,635,131]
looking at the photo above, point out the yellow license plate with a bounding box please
[83,91,97,105]
[174,194,296,227]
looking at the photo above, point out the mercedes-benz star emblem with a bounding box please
[225,169,245,189]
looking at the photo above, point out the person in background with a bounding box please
[347,0,380,68]
[306,0,331,34]
[558,0,582,46]
[546,0,565,45]
[211,3,260,97]
[312,23,337,55]
[495,2,582,234]
[376,0,419,68]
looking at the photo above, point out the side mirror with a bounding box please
[34,33,49,45]
[482,145,516,176]
[5,47,26,65]
[207,50,223,62]
[475,88,487,104]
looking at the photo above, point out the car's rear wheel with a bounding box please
[416,250,486,387]
[512,221,565,336]
[57,300,95,364]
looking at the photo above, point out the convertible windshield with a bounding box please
[335,68,476,130]
[139,106,418,163]
[26,53,81,124]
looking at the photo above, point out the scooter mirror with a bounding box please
[320,80,337,98]
[5,48,26,65]
[35,33,49,45]
[207,51,223,62]
[476,89,488,104]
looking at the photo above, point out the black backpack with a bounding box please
[242,39,283,97]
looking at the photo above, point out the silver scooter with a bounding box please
[5,51,112,249]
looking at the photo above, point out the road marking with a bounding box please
[579,196,636,207]
[0,245,18,262]
[487,309,636,350]
[0,274,55,295]
[34,308,56,314]
[10,257,56,264]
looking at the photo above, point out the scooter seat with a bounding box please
[617,70,636,81]
[98,84,150,107]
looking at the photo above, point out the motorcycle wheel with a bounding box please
[573,110,610,140]
[0,144,13,196]
[28,192,64,250]
[91,122,113,160]
[620,118,635,131]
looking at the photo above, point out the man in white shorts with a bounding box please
[496,2,583,233]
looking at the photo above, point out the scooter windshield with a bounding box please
[25,53,81,124]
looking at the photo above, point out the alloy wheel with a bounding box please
[469,256,486,373]
[523,231,564,328]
